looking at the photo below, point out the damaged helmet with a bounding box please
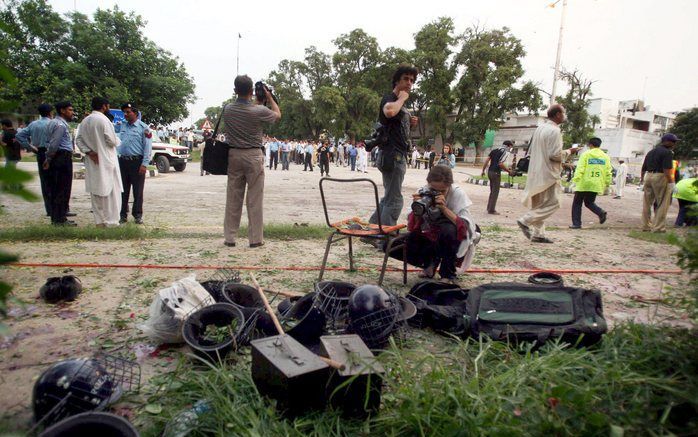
[347,285,401,349]
[32,358,117,426]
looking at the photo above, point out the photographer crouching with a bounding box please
[404,165,478,282]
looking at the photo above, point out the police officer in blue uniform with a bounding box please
[117,103,152,224]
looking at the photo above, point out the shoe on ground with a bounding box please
[569,225,581,229]
[135,218,144,225]
[531,236,554,243]
[488,211,500,215]
[66,212,77,217]
[249,242,264,248]
[224,241,236,247]
[599,211,608,224]
[613,196,621,199]
[516,219,531,239]
[119,218,127,224]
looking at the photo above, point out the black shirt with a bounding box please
[641,145,673,173]
[379,93,411,156]
[488,148,508,173]
[318,145,330,161]
[1,129,21,161]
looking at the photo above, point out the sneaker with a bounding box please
[599,211,607,224]
[516,219,531,239]
[569,225,581,229]
[531,236,554,243]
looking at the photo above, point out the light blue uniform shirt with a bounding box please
[118,120,153,167]
[46,117,73,156]
[15,117,52,150]
[270,141,279,152]
[305,144,314,154]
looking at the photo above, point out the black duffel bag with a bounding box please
[202,106,230,175]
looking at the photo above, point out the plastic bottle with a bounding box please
[162,400,211,437]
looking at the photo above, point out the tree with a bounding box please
[556,68,599,146]
[0,0,195,124]
[671,108,698,160]
[451,27,541,162]
[313,86,347,140]
[413,17,457,146]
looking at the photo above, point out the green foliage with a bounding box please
[451,27,542,160]
[0,0,195,124]
[139,323,698,436]
[556,69,599,145]
[671,107,698,160]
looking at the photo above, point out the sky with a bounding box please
[51,0,698,127]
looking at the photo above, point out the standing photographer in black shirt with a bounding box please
[640,133,678,232]
[368,64,419,228]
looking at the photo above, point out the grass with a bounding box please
[134,323,698,437]
[0,223,328,242]
[627,230,681,246]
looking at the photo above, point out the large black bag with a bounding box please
[407,281,469,335]
[516,155,530,173]
[466,282,607,347]
[201,106,230,175]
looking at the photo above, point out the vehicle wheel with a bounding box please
[174,163,186,172]
[155,155,170,173]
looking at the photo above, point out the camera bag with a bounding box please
[516,155,530,173]
[201,104,230,175]
[406,281,469,335]
[466,282,607,347]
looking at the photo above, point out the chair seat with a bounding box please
[330,217,406,237]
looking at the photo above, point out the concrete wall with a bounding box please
[594,127,659,159]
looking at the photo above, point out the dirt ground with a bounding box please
[0,159,693,431]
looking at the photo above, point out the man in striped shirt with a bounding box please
[221,75,281,248]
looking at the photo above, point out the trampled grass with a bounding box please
[138,323,698,436]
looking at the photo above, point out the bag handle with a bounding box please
[211,104,226,139]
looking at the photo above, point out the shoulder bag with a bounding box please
[201,105,230,175]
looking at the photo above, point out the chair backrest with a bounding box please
[318,177,390,234]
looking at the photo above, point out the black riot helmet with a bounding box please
[347,285,401,349]
[32,358,116,426]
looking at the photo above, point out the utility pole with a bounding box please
[550,0,568,105]
[236,33,241,75]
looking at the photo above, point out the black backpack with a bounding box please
[516,155,530,173]
[407,281,469,336]
[466,282,607,347]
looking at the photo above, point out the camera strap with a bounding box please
[211,104,226,140]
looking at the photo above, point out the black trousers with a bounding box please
[269,150,278,169]
[48,150,73,223]
[405,221,460,279]
[319,157,330,176]
[571,191,604,227]
[119,158,146,220]
[304,153,313,171]
[676,199,697,227]
[486,170,501,213]
[36,148,51,215]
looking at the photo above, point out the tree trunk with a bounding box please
[474,142,484,165]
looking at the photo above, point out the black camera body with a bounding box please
[411,187,442,220]
[364,122,388,152]
[254,81,279,106]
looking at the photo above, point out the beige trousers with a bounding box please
[224,148,265,245]
[519,184,561,238]
[642,173,671,232]
[91,188,121,226]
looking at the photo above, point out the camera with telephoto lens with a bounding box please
[255,81,278,106]
[411,187,442,220]
[364,122,388,152]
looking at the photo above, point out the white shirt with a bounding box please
[522,119,563,206]
[75,111,123,197]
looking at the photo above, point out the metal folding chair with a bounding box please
[318,177,407,285]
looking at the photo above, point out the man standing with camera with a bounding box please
[368,64,419,228]
[481,140,514,215]
[221,75,280,247]
[517,104,566,243]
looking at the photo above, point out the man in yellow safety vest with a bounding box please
[569,137,612,229]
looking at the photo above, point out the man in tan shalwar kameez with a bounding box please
[517,104,566,243]
[75,97,123,227]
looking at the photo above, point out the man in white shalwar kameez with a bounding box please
[614,160,628,199]
[517,104,566,243]
[357,143,368,173]
[75,97,123,227]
